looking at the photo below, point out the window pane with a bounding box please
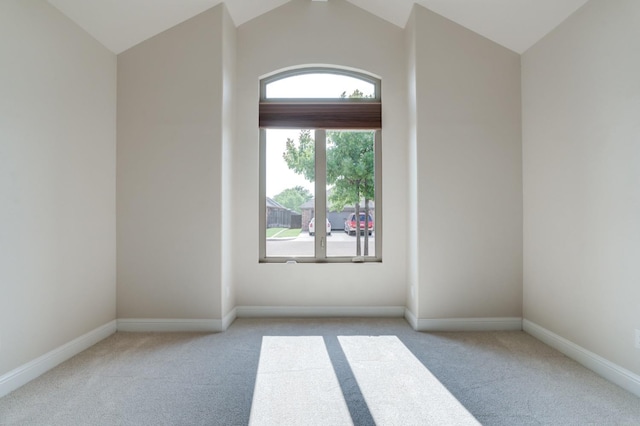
[325,130,376,258]
[265,73,375,99]
[265,129,315,258]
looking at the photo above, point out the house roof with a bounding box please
[300,197,375,211]
[47,0,588,54]
[266,197,290,210]
[300,199,315,210]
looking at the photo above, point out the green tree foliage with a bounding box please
[282,130,315,182]
[326,131,374,212]
[273,186,313,213]
[327,129,374,256]
[282,90,375,255]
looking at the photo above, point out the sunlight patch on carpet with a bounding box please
[338,335,480,425]
[249,336,353,426]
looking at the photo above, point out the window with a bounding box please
[259,68,382,263]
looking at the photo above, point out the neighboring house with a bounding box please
[299,198,314,231]
[266,197,293,228]
[301,198,375,231]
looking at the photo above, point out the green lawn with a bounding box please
[266,228,302,238]
[266,228,285,237]
[278,228,301,237]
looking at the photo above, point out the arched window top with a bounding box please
[261,67,381,101]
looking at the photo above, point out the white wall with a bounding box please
[117,5,232,321]
[234,0,408,308]
[116,0,522,320]
[523,0,640,375]
[0,0,116,375]
[221,6,237,319]
[409,5,523,320]
[405,10,420,316]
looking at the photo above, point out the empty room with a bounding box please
[1,0,639,424]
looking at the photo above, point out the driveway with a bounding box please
[266,231,375,257]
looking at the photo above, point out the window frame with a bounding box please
[259,67,382,263]
[260,67,381,102]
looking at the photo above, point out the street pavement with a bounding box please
[266,231,376,258]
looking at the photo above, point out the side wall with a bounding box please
[117,5,231,322]
[405,10,420,317]
[0,0,116,375]
[221,6,237,320]
[410,5,523,322]
[523,0,640,375]
[234,0,408,309]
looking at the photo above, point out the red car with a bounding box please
[344,212,374,236]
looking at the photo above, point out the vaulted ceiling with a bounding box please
[47,0,589,54]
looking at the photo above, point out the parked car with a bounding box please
[344,212,374,236]
[308,217,332,236]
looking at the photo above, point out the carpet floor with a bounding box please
[1,318,639,425]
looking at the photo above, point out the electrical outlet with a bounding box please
[635,329,640,349]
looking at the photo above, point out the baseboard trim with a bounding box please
[413,316,523,332]
[523,319,640,398]
[404,308,419,329]
[236,305,406,318]
[222,308,237,330]
[117,318,227,333]
[0,320,116,399]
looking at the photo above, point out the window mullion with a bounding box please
[315,129,327,261]
[259,129,267,261]
[375,130,382,260]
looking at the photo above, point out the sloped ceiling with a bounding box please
[47,0,588,54]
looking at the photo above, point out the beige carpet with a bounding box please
[1,318,640,425]
[249,336,352,425]
[339,335,479,425]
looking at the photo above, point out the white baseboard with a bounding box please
[0,320,116,399]
[222,308,237,330]
[117,318,226,332]
[236,305,406,318]
[412,316,523,332]
[404,308,418,329]
[523,319,640,398]
[117,309,238,333]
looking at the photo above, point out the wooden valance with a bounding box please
[259,102,381,129]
